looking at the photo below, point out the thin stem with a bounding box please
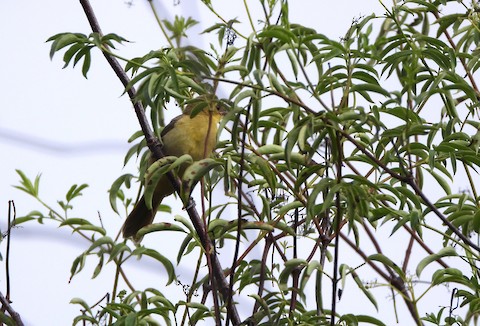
[147,0,175,48]
[463,162,479,201]
[402,235,415,274]
[288,208,300,318]
[109,250,124,325]
[228,102,250,325]
[341,230,424,325]
[330,133,343,326]
[340,130,480,253]
[200,2,247,40]
[243,0,258,38]
[202,111,222,326]
[181,250,203,325]
[5,201,14,302]
[252,235,273,315]
[0,291,24,326]
[316,239,327,315]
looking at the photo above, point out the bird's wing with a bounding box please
[161,113,184,137]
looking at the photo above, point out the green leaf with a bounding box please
[181,158,222,201]
[108,243,131,262]
[472,210,480,234]
[0,313,15,326]
[73,225,106,236]
[59,218,92,227]
[70,253,87,279]
[86,236,114,253]
[176,74,205,94]
[431,268,466,286]
[427,169,451,195]
[92,254,104,279]
[144,156,182,209]
[12,215,36,225]
[351,83,391,98]
[81,49,91,78]
[70,297,93,315]
[47,33,87,59]
[177,233,194,264]
[351,271,378,310]
[136,222,186,237]
[416,247,457,277]
[268,73,285,95]
[299,260,321,294]
[109,174,135,214]
[277,201,304,216]
[257,144,284,155]
[353,315,386,326]
[14,170,41,197]
[279,259,307,291]
[368,254,404,278]
[62,43,85,68]
[258,26,296,43]
[131,247,176,285]
[66,184,89,202]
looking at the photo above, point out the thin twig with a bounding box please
[0,291,24,326]
[340,232,423,325]
[339,131,480,253]
[252,235,273,315]
[289,207,300,318]
[402,235,415,274]
[228,103,250,325]
[201,110,222,326]
[330,132,343,326]
[109,250,123,325]
[6,201,15,302]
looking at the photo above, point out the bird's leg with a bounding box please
[183,197,196,210]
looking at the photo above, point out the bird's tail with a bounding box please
[122,195,162,239]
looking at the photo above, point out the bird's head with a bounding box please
[183,95,226,119]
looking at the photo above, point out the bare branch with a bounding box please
[0,292,24,326]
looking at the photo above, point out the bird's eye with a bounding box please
[216,105,227,115]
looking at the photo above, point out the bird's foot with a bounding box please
[183,198,196,210]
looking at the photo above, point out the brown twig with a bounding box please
[340,232,424,325]
[330,131,344,326]
[227,102,251,325]
[288,208,300,318]
[403,225,449,269]
[252,235,273,316]
[0,291,24,326]
[339,130,480,253]
[78,1,240,324]
[5,201,15,302]
[402,235,415,274]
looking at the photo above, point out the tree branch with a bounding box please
[78,1,240,324]
[0,292,24,326]
[340,130,480,253]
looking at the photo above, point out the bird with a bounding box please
[122,99,225,238]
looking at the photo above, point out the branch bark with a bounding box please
[78,0,240,324]
[0,292,24,326]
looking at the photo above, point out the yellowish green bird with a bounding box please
[122,100,224,238]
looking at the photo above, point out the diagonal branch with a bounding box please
[78,0,240,324]
[0,291,24,326]
[339,130,480,253]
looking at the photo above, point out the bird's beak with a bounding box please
[217,105,227,116]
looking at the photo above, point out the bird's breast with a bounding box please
[162,112,219,161]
